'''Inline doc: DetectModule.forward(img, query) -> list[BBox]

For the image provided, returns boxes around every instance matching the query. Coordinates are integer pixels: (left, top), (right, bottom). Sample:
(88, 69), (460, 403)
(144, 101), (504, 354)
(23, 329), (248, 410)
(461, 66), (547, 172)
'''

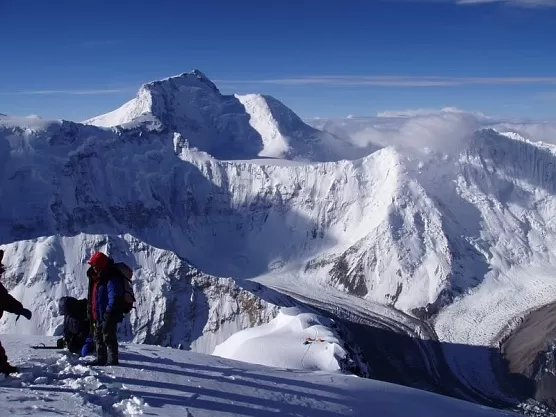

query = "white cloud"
(456, 0), (556, 6)
(350, 111), (482, 156)
(404, 0), (556, 6)
(377, 107), (472, 117)
(218, 76), (556, 88)
(308, 108), (556, 161)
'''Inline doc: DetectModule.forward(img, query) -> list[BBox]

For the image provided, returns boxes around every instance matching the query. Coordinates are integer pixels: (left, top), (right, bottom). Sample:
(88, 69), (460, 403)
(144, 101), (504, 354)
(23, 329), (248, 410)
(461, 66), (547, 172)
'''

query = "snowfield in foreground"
(0, 335), (518, 417)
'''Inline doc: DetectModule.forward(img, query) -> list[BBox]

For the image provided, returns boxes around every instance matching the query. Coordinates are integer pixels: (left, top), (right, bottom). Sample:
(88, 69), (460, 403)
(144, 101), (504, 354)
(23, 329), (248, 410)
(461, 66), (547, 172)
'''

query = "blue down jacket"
(88, 264), (124, 325)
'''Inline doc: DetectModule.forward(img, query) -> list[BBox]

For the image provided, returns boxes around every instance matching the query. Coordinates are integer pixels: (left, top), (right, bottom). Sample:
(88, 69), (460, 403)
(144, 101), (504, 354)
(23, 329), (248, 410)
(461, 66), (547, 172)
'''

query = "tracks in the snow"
(267, 283), (519, 412)
(7, 352), (144, 417)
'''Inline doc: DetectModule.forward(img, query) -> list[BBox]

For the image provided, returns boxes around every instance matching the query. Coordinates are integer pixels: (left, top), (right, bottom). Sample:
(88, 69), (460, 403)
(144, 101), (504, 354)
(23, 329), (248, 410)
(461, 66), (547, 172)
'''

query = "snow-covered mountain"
(0, 112), (496, 314)
(3, 76), (556, 413)
(85, 70), (358, 161)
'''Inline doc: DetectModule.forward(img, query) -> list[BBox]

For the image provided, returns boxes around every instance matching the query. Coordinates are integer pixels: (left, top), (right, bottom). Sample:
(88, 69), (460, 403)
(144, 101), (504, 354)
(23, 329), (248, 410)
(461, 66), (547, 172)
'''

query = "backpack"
(114, 262), (136, 314)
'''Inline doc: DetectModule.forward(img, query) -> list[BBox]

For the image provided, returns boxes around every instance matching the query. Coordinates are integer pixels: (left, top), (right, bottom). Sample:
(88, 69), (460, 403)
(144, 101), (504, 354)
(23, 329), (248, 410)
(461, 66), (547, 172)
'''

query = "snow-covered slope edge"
(0, 334), (519, 417)
(0, 233), (291, 355)
(85, 69), (358, 162)
(213, 306), (358, 373)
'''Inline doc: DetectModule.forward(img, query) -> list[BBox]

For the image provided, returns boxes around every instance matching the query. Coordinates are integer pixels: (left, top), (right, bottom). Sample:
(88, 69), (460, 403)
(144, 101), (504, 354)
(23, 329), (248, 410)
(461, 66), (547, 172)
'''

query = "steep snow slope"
(0, 233), (290, 355)
(0, 334), (519, 417)
(85, 70), (355, 161)
(429, 130), (556, 403)
(433, 129), (556, 340)
(236, 93), (358, 161)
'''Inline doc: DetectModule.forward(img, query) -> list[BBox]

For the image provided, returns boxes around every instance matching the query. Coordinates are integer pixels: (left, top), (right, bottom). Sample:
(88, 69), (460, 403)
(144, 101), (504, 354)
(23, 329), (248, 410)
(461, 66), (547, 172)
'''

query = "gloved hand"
(19, 308), (32, 320)
(0, 249), (5, 275)
(56, 337), (66, 349)
(86, 266), (96, 279)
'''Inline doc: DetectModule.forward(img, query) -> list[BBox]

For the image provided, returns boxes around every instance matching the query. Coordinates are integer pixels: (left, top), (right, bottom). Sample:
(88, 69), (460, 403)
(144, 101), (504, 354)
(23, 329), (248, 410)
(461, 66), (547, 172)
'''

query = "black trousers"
(94, 318), (118, 364)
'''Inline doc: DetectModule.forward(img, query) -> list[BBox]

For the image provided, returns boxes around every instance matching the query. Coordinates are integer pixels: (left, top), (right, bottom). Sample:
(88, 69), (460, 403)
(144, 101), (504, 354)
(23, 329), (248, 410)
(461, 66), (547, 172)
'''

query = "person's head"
(87, 251), (110, 275)
(58, 296), (76, 316)
(58, 296), (86, 318)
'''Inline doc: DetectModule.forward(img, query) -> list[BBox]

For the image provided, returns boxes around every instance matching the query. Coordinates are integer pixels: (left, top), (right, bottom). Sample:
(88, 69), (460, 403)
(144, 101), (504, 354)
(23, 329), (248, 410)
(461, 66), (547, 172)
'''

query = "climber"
(86, 251), (124, 366)
(56, 296), (95, 357)
(0, 249), (33, 375)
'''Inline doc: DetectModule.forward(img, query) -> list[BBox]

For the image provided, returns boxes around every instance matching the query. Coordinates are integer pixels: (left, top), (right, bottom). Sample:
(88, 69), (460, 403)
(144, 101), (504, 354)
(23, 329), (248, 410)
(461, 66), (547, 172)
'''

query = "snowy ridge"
(85, 70), (355, 162)
(0, 334), (519, 417)
(84, 86), (154, 127)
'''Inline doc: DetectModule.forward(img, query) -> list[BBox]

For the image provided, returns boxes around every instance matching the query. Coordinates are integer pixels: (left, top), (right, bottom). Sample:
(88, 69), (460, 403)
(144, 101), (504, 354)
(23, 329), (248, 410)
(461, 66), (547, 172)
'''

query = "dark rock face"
(501, 303), (556, 414)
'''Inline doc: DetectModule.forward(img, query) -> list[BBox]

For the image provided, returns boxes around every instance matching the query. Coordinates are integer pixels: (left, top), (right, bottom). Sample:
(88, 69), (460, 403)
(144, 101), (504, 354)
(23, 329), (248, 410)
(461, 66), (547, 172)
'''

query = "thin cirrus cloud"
(2, 89), (130, 95)
(536, 92), (556, 100)
(217, 75), (556, 87)
(80, 40), (123, 47)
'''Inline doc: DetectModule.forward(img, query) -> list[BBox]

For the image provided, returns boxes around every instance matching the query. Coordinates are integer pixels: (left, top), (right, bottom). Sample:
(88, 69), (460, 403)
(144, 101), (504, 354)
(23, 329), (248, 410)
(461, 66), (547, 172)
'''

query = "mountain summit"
(85, 69), (358, 161)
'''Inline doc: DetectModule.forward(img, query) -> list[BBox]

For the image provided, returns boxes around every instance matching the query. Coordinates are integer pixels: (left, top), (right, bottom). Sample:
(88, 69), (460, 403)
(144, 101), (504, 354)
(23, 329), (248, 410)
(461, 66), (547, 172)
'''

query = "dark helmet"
(58, 296), (86, 318)
(58, 296), (77, 316)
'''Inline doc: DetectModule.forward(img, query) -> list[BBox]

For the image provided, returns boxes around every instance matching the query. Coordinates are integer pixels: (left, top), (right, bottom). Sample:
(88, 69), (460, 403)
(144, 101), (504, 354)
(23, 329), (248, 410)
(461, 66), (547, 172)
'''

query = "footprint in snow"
(3, 352), (149, 417)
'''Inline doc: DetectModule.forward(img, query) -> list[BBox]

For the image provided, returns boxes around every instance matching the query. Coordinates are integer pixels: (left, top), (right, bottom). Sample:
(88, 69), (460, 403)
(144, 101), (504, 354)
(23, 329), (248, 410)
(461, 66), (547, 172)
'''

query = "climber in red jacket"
(0, 249), (32, 375)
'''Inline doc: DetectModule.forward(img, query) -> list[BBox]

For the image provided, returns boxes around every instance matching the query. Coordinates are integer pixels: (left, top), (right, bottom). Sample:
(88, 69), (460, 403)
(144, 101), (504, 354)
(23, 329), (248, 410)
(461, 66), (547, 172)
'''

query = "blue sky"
(1, 0), (555, 121)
